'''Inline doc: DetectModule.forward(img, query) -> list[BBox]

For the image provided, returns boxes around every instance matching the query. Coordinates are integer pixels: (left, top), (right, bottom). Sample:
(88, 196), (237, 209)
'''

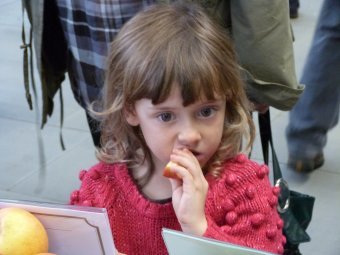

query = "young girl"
(70, 3), (285, 255)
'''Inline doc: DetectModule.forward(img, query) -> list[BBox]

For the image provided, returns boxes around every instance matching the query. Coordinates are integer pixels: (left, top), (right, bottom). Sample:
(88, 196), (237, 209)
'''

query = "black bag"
(258, 110), (315, 255)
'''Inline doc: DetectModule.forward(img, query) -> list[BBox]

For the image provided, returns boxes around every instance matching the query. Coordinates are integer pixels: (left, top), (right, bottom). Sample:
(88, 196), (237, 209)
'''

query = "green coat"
(178, 0), (304, 110)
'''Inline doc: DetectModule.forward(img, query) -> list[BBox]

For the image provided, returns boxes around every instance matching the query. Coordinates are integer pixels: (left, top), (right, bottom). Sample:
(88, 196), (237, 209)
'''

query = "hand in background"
(249, 100), (269, 114)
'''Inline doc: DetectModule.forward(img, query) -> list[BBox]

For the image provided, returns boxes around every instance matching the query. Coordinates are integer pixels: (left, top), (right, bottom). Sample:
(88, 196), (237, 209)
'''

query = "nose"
(177, 122), (201, 147)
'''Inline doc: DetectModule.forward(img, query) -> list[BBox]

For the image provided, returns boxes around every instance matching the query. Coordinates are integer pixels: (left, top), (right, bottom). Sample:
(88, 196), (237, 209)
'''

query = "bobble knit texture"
(70, 154), (285, 255)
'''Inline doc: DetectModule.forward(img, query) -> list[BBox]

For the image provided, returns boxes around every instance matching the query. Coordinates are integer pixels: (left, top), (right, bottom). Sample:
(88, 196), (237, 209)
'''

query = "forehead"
(155, 83), (224, 105)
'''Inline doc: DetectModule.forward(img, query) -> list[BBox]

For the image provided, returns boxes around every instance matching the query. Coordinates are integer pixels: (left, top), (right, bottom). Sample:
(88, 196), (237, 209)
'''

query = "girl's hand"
(168, 148), (208, 236)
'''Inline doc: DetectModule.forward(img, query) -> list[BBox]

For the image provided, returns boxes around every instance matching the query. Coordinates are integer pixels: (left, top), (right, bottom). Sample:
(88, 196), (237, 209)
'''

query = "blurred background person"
(286, 0), (340, 173)
(22, 0), (302, 148)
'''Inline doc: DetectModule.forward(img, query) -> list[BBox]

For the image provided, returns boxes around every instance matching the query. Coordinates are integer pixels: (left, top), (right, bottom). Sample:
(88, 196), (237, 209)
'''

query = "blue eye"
(158, 112), (173, 122)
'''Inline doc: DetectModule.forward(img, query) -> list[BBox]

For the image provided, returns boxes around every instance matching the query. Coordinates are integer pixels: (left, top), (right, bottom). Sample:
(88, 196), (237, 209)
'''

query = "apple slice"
(163, 161), (180, 179)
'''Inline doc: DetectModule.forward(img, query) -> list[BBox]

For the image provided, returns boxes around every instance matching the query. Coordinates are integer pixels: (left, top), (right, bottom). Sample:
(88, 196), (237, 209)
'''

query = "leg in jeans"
(286, 0), (340, 172)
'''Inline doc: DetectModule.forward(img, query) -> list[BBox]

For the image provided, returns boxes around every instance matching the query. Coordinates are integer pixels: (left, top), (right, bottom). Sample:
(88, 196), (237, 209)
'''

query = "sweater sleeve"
(69, 162), (110, 208)
(203, 154), (286, 255)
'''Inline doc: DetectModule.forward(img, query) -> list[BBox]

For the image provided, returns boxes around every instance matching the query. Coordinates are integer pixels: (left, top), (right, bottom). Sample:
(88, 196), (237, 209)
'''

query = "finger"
(168, 157), (208, 196)
(172, 149), (199, 170)
(168, 161), (194, 182)
(171, 149), (202, 179)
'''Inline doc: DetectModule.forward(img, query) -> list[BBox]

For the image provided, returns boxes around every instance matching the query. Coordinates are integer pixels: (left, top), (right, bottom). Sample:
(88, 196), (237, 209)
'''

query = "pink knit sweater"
(70, 154), (285, 254)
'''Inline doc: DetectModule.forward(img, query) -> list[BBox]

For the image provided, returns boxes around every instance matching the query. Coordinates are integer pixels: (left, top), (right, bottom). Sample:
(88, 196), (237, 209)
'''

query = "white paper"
(162, 228), (276, 255)
(0, 199), (115, 255)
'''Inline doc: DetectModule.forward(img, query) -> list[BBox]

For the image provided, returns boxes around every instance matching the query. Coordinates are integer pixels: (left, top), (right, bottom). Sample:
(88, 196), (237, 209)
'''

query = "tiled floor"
(0, 1), (339, 254)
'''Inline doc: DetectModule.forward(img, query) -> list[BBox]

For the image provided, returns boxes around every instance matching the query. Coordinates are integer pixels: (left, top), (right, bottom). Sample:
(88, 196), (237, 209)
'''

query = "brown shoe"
(288, 153), (324, 173)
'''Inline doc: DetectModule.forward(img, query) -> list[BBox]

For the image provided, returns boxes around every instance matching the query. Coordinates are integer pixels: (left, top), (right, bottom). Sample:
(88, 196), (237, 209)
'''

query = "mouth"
(191, 150), (199, 156)
(190, 150), (205, 162)
(186, 149), (200, 157)
(175, 148), (204, 162)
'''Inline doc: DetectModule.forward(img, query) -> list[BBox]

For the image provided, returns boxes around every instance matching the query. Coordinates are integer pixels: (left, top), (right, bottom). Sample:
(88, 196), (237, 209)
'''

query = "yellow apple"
(0, 207), (49, 255)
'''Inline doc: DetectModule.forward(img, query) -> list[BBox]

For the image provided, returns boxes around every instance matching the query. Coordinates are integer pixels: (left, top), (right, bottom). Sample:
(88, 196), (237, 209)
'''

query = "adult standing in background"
(22, 0), (151, 147)
(286, 0), (340, 173)
(22, 0), (303, 148)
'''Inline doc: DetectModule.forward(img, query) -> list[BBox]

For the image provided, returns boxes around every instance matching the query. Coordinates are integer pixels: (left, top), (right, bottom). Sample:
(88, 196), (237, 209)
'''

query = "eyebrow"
(197, 98), (225, 105)
(150, 98), (224, 109)
(147, 105), (176, 111)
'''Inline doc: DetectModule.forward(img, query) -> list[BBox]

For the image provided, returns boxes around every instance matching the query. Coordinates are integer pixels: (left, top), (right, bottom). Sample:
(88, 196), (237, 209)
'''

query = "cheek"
(209, 129), (224, 151)
(138, 124), (173, 160)
(207, 117), (225, 149)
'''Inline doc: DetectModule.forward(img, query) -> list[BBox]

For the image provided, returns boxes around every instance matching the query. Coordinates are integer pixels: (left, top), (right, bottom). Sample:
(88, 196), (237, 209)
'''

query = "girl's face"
(126, 85), (226, 173)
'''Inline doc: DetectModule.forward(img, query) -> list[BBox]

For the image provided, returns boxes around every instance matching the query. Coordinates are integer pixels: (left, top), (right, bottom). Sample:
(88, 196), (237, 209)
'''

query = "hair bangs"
(129, 37), (230, 107)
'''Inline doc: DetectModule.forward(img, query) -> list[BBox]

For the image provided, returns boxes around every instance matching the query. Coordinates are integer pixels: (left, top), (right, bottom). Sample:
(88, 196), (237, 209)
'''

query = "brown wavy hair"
(91, 2), (255, 185)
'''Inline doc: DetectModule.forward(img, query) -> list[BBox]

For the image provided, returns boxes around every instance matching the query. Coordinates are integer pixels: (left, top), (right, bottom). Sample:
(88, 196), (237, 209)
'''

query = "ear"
(124, 105), (140, 126)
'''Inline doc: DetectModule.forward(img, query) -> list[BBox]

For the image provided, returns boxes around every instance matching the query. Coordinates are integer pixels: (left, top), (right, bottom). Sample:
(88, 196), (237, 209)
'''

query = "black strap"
(258, 110), (283, 182)
(258, 110), (291, 213)
(259, 110), (314, 247)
